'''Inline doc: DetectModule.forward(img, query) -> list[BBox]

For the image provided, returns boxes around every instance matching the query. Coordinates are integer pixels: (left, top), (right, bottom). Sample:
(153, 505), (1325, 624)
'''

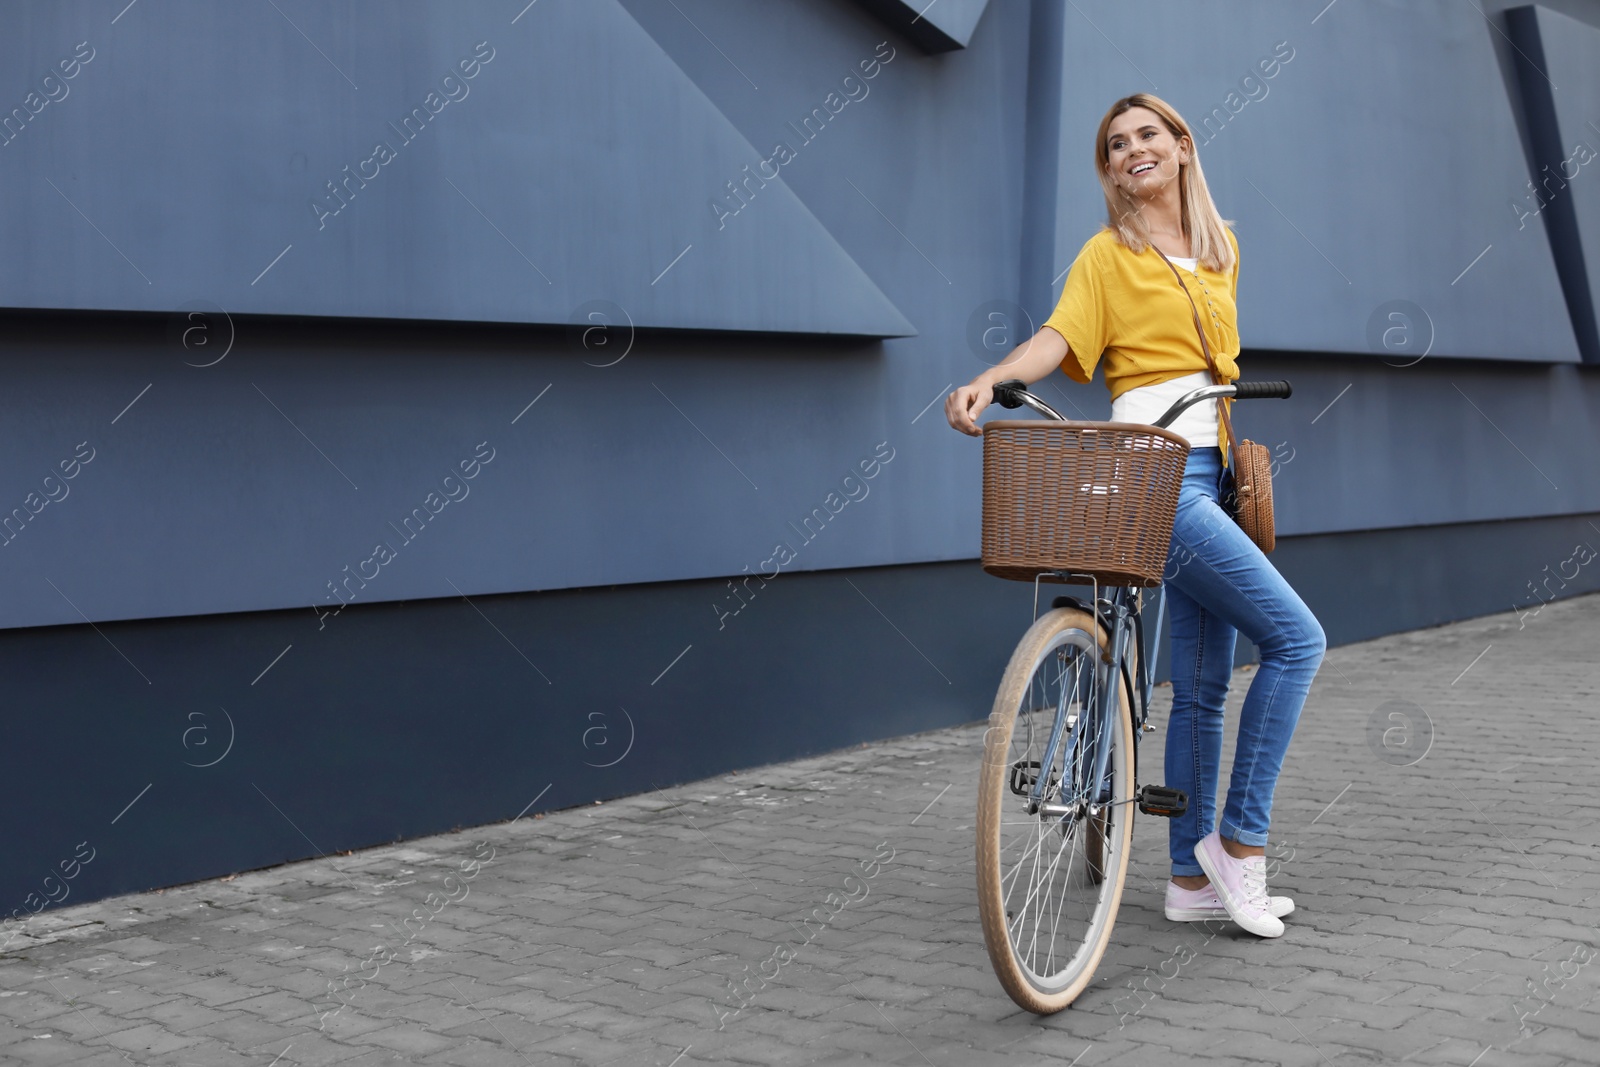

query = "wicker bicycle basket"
(981, 420), (1192, 586)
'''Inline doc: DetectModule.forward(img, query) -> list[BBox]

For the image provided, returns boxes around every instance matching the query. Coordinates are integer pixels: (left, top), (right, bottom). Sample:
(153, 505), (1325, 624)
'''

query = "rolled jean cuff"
(1170, 862), (1205, 878)
(1218, 821), (1269, 848)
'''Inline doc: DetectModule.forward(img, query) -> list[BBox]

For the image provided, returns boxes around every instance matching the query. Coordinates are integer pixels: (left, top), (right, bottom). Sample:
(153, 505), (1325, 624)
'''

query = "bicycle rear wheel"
(976, 606), (1135, 1014)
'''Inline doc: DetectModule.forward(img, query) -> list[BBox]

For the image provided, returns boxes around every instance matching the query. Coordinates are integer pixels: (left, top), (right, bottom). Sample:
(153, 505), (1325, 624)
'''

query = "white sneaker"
(1165, 880), (1294, 922)
(1193, 831), (1285, 938)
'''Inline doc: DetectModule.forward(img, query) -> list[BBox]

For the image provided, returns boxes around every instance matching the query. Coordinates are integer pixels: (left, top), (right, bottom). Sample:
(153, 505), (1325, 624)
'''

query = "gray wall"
(3, 0), (1599, 912)
(2, 0), (1598, 633)
(5, 506), (1596, 917)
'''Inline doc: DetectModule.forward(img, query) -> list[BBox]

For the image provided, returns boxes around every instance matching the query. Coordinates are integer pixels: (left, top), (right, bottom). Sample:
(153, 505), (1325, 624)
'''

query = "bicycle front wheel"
(975, 605), (1135, 1014)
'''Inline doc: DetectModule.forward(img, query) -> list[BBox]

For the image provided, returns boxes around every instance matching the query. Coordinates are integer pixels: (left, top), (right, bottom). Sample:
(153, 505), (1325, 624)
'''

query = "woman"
(944, 94), (1325, 938)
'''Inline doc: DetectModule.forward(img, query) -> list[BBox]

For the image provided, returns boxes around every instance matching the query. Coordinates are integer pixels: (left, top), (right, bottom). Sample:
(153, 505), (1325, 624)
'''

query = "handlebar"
(991, 378), (1290, 429)
(1232, 380), (1293, 401)
(992, 379), (1068, 420)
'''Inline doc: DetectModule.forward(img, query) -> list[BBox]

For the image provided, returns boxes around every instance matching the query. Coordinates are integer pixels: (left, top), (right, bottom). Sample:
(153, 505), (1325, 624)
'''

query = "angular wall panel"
(854, 0), (991, 53)
(1506, 5), (1600, 363)
(0, 1), (913, 336)
(1047, 0), (1579, 362)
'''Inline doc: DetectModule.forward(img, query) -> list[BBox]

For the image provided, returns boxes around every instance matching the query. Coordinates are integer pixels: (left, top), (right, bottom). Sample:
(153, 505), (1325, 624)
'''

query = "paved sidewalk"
(4, 594), (1599, 1066)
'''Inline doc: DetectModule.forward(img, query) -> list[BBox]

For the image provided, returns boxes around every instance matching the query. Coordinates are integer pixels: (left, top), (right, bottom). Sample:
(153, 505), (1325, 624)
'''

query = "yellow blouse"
(1043, 227), (1241, 439)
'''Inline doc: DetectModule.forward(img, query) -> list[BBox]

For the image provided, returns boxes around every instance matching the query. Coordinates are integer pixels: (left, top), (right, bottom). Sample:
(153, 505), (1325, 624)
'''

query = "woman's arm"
(944, 326), (1069, 436)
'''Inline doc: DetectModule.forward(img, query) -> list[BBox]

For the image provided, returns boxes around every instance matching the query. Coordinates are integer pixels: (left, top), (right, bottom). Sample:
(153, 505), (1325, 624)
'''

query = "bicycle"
(973, 376), (1292, 1014)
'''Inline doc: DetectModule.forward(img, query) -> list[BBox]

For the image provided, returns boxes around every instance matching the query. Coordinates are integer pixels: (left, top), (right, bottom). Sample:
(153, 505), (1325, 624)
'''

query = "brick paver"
(3, 594), (1598, 1065)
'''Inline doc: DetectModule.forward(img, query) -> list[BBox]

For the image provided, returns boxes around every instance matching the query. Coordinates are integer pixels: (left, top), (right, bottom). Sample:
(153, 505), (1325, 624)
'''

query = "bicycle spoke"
(1008, 774), (1086, 942)
(1022, 820), (1079, 970)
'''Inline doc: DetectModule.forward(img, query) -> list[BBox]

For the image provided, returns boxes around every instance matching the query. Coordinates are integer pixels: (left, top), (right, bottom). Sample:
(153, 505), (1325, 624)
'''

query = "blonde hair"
(1094, 93), (1235, 273)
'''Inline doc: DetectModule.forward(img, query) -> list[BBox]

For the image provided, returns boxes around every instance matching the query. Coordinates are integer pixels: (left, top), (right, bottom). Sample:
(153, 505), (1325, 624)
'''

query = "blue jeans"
(1160, 446), (1326, 876)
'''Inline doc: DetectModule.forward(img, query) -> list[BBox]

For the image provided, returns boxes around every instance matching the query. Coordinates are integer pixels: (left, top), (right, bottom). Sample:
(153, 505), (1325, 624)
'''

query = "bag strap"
(1151, 245), (1237, 466)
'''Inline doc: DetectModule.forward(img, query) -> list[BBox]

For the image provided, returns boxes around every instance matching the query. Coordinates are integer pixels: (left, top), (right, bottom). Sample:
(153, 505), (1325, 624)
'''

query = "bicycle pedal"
(1136, 785), (1188, 817)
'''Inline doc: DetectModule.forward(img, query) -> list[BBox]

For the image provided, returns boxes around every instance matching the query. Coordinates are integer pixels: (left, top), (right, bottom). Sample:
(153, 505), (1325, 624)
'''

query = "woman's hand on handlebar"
(945, 380), (993, 437)
(944, 326), (1069, 437)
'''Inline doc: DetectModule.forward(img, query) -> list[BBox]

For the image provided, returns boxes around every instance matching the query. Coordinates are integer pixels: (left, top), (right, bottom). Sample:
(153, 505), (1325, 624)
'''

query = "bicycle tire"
(976, 606), (1136, 1014)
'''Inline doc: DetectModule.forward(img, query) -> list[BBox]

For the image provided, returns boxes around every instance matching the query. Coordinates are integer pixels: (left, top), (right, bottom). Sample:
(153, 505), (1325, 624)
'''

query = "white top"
(1108, 254), (1216, 447)
(1110, 370), (1218, 447)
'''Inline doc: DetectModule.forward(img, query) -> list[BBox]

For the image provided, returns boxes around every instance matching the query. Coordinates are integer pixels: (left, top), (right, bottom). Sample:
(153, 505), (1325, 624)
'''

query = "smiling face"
(1103, 106), (1190, 201)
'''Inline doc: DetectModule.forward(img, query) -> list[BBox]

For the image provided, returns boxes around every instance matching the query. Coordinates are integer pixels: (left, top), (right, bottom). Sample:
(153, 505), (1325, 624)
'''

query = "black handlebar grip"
(992, 378), (1027, 409)
(1232, 380), (1292, 400)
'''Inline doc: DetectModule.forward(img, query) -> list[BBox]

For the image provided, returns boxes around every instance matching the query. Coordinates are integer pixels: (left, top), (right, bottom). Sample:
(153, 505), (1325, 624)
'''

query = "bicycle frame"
(1024, 581), (1148, 821)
